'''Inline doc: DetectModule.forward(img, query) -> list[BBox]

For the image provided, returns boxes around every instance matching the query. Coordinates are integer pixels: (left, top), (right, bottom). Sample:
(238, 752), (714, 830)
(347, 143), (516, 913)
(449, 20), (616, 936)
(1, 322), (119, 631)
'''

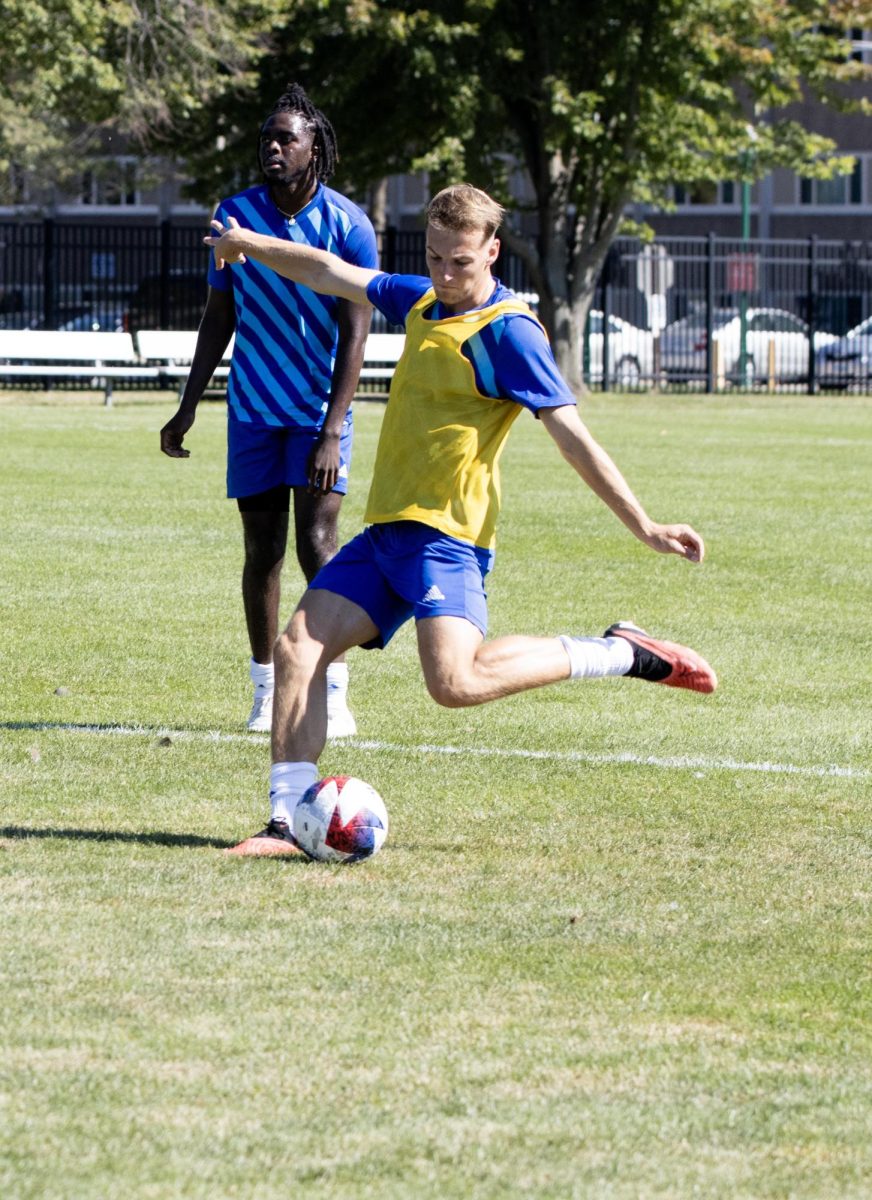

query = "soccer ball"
(292, 775), (389, 863)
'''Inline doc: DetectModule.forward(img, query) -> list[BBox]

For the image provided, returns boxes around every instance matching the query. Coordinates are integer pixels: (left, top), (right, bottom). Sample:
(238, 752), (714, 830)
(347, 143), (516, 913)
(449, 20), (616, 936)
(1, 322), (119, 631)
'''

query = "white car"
(815, 315), (872, 388)
(514, 294), (654, 388)
(584, 310), (654, 387)
(661, 307), (836, 386)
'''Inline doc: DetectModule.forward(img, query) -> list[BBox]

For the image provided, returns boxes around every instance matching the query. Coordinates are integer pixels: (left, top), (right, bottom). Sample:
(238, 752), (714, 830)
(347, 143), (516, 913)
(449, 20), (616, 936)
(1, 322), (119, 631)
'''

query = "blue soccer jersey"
(210, 184), (378, 428)
(366, 274), (575, 413)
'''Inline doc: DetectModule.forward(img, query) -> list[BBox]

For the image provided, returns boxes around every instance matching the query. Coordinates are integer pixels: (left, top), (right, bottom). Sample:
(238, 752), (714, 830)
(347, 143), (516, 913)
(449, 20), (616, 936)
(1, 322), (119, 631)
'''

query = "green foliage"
(140, 3), (872, 211)
(1, 389), (871, 1197)
(2, 2), (870, 379)
(165, 0), (872, 387)
(0, 0), (278, 197)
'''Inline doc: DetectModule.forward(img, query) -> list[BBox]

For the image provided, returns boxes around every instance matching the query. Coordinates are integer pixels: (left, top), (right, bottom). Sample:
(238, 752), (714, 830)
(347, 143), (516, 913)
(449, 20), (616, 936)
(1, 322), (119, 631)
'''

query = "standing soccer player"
(160, 83), (378, 738)
(206, 183), (717, 857)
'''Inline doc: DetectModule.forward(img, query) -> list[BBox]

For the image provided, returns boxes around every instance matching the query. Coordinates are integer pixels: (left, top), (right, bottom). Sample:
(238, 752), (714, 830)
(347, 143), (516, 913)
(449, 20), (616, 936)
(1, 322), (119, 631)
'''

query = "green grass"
(1, 388), (871, 1199)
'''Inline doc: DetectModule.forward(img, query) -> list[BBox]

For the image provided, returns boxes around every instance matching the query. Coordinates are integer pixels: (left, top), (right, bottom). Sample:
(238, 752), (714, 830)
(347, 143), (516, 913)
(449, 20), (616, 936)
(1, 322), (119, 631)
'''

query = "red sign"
(726, 252), (758, 293)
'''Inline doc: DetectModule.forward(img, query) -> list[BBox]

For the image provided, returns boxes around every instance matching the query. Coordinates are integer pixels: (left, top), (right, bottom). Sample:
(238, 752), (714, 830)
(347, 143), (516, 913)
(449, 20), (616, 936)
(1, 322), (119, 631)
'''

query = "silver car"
(660, 307), (834, 387)
(815, 316), (872, 389)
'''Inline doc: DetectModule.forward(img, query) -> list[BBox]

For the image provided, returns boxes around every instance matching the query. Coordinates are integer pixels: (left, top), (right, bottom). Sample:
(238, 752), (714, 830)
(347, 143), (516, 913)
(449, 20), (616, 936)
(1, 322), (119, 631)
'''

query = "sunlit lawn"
(1, 388), (870, 1199)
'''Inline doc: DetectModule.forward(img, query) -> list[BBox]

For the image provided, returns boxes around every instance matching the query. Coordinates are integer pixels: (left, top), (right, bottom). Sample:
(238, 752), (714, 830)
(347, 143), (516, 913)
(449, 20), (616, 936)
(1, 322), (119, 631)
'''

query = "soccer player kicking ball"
(207, 184), (717, 857)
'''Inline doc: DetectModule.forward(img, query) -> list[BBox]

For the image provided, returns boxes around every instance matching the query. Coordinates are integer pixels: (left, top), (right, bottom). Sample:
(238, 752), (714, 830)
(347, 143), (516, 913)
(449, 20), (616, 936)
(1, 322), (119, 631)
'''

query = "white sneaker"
(247, 690), (273, 732)
(326, 704), (357, 739)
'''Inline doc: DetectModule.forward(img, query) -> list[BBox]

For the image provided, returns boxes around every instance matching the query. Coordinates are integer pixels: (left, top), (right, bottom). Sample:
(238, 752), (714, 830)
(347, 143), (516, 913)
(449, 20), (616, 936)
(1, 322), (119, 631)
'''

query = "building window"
(800, 158), (863, 205)
(850, 28), (872, 62)
(672, 181), (739, 206)
(79, 159), (139, 206)
(815, 24), (872, 63)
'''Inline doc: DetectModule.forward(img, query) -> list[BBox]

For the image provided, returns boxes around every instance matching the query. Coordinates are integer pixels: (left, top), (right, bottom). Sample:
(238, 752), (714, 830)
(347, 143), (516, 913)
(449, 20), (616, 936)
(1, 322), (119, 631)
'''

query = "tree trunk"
(502, 218), (600, 397)
(502, 158), (629, 398)
(369, 177), (389, 233)
(549, 295), (585, 395)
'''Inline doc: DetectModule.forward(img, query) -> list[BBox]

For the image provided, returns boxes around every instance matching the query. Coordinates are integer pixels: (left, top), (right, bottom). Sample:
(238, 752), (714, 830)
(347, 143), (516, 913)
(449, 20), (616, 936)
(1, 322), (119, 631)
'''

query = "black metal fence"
(593, 234), (872, 393)
(1, 218), (870, 392)
(0, 220), (443, 334)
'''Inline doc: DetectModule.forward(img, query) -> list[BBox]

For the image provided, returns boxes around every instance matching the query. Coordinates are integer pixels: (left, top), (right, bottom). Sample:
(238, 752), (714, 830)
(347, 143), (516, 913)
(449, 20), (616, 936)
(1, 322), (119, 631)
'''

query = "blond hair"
(426, 184), (505, 239)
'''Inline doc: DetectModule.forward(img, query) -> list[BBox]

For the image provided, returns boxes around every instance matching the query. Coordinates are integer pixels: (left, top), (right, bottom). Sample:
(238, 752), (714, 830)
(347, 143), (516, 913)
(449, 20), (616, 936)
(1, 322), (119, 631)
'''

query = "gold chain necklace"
(272, 194), (309, 225)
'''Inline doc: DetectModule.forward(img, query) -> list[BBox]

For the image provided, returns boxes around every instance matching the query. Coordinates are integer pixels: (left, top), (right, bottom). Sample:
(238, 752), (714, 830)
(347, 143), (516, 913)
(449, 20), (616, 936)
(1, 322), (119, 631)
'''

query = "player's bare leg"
(416, 616), (572, 707)
(272, 589), (377, 762)
(294, 487), (357, 737)
(241, 508), (288, 662)
(240, 507), (288, 732)
(225, 588), (377, 857)
(416, 614), (716, 708)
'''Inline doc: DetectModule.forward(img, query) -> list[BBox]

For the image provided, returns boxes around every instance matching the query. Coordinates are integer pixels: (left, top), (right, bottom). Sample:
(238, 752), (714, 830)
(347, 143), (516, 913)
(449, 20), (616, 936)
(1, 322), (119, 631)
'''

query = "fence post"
(705, 233), (715, 394)
(159, 219), (172, 328)
(601, 250), (612, 392)
(43, 217), (57, 330)
(382, 226), (397, 275)
(807, 235), (817, 395)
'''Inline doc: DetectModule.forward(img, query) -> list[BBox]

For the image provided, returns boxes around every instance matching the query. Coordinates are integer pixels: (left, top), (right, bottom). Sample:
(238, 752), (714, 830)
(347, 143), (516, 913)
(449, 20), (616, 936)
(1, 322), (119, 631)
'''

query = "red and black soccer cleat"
(605, 622), (718, 694)
(223, 817), (303, 857)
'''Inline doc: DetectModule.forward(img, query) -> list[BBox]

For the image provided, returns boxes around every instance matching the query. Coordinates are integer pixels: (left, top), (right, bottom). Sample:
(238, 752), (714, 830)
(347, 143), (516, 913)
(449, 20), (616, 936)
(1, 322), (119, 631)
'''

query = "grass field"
(1, 388), (870, 1199)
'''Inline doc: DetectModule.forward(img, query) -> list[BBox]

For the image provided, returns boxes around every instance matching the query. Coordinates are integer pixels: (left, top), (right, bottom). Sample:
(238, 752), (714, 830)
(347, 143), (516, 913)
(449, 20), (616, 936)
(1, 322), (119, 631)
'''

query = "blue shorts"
(226, 414), (352, 499)
(311, 521), (495, 649)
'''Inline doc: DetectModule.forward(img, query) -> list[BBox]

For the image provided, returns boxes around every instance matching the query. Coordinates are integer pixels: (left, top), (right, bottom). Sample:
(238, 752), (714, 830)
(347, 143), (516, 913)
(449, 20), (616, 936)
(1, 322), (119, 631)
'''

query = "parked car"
(815, 315), (872, 389)
(508, 294), (654, 388)
(58, 308), (126, 332)
(585, 310), (654, 387)
(0, 287), (31, 329)
(660, 307), (836, 386)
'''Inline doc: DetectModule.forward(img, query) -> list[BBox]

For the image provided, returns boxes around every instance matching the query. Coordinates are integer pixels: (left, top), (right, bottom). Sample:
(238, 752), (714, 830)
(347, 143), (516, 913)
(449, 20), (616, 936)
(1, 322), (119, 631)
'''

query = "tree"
(170, 0), (872, 391)
(5, 2), (870, 391)
(0, 0), (274, 201)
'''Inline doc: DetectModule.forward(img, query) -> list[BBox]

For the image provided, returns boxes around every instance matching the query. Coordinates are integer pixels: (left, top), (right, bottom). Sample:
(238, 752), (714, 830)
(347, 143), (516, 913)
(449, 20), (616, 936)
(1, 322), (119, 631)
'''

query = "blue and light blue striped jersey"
(366, 274), (575, 414)
(209, 184), (378, 428)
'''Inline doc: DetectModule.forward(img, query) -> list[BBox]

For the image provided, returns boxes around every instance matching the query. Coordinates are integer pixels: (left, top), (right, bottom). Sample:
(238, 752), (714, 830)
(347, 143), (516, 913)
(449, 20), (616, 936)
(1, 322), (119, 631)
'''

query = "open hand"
(204, 216), (247, 269)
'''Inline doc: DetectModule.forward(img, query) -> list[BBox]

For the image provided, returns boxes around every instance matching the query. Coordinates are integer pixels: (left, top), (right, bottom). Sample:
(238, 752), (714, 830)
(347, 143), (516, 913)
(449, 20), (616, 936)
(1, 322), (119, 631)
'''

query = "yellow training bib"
(364, 289), (542, 549)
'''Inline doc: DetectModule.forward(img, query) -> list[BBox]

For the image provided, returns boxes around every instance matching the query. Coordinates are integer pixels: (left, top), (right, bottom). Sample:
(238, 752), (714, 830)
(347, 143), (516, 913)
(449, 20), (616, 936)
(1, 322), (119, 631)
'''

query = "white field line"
(12, 722), (869, 780)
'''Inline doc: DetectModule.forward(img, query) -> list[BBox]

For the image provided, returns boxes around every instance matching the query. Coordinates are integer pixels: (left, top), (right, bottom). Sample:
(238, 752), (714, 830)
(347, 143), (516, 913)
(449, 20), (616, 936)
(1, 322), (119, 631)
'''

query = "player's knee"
(296, 521), (336, 577)
(274, 612), (321, 677)
(424, 674), (474, 709)
(245, 537), (285, 578)
(242, 516), (288, 576)
(297, 539), (333, 582)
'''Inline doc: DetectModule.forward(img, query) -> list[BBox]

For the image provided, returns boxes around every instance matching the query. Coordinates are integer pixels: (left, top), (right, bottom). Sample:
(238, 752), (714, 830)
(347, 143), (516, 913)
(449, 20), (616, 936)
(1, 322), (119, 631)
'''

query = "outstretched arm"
(204, 217), (379, 306)
(539, 404), (705, 563)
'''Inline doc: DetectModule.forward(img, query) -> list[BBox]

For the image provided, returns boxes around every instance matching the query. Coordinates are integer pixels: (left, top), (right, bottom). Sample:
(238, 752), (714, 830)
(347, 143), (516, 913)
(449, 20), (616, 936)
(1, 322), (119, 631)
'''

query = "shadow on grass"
(1, 720), (263, 739)
(0, 825), (232, 849)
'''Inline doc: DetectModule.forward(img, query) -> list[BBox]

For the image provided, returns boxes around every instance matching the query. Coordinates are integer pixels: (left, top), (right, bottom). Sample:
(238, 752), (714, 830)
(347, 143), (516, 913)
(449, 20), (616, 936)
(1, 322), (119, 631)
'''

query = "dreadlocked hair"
(270, 82), (338, 182)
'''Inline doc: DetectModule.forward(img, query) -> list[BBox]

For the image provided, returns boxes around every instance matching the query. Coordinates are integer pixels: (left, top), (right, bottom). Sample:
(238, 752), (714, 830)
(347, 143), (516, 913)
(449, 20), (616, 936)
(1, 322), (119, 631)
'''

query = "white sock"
(558, 635), (634, 680)
(326, 661), (349, 711)
(250, 658), (275, 694)
(269, 761), (318, 825)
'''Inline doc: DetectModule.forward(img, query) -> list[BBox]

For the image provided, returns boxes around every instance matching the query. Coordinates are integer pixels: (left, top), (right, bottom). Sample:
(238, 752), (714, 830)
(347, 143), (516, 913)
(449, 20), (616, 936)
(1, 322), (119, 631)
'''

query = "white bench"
(0, 330), (160, 403)
(135, 329), (405, 395)
(134, 330), (233, 396)
(359, 333), (404, 389)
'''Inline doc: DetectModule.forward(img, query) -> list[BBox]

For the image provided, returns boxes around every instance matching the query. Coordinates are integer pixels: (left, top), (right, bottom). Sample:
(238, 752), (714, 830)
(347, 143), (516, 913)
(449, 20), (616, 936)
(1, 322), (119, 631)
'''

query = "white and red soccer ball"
(293, 775), (389, 863)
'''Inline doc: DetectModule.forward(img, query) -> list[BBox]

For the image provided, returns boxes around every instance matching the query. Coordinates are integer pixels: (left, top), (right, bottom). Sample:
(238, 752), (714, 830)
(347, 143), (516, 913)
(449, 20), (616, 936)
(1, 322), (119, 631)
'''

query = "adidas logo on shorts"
(422, 584), (446, 603)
